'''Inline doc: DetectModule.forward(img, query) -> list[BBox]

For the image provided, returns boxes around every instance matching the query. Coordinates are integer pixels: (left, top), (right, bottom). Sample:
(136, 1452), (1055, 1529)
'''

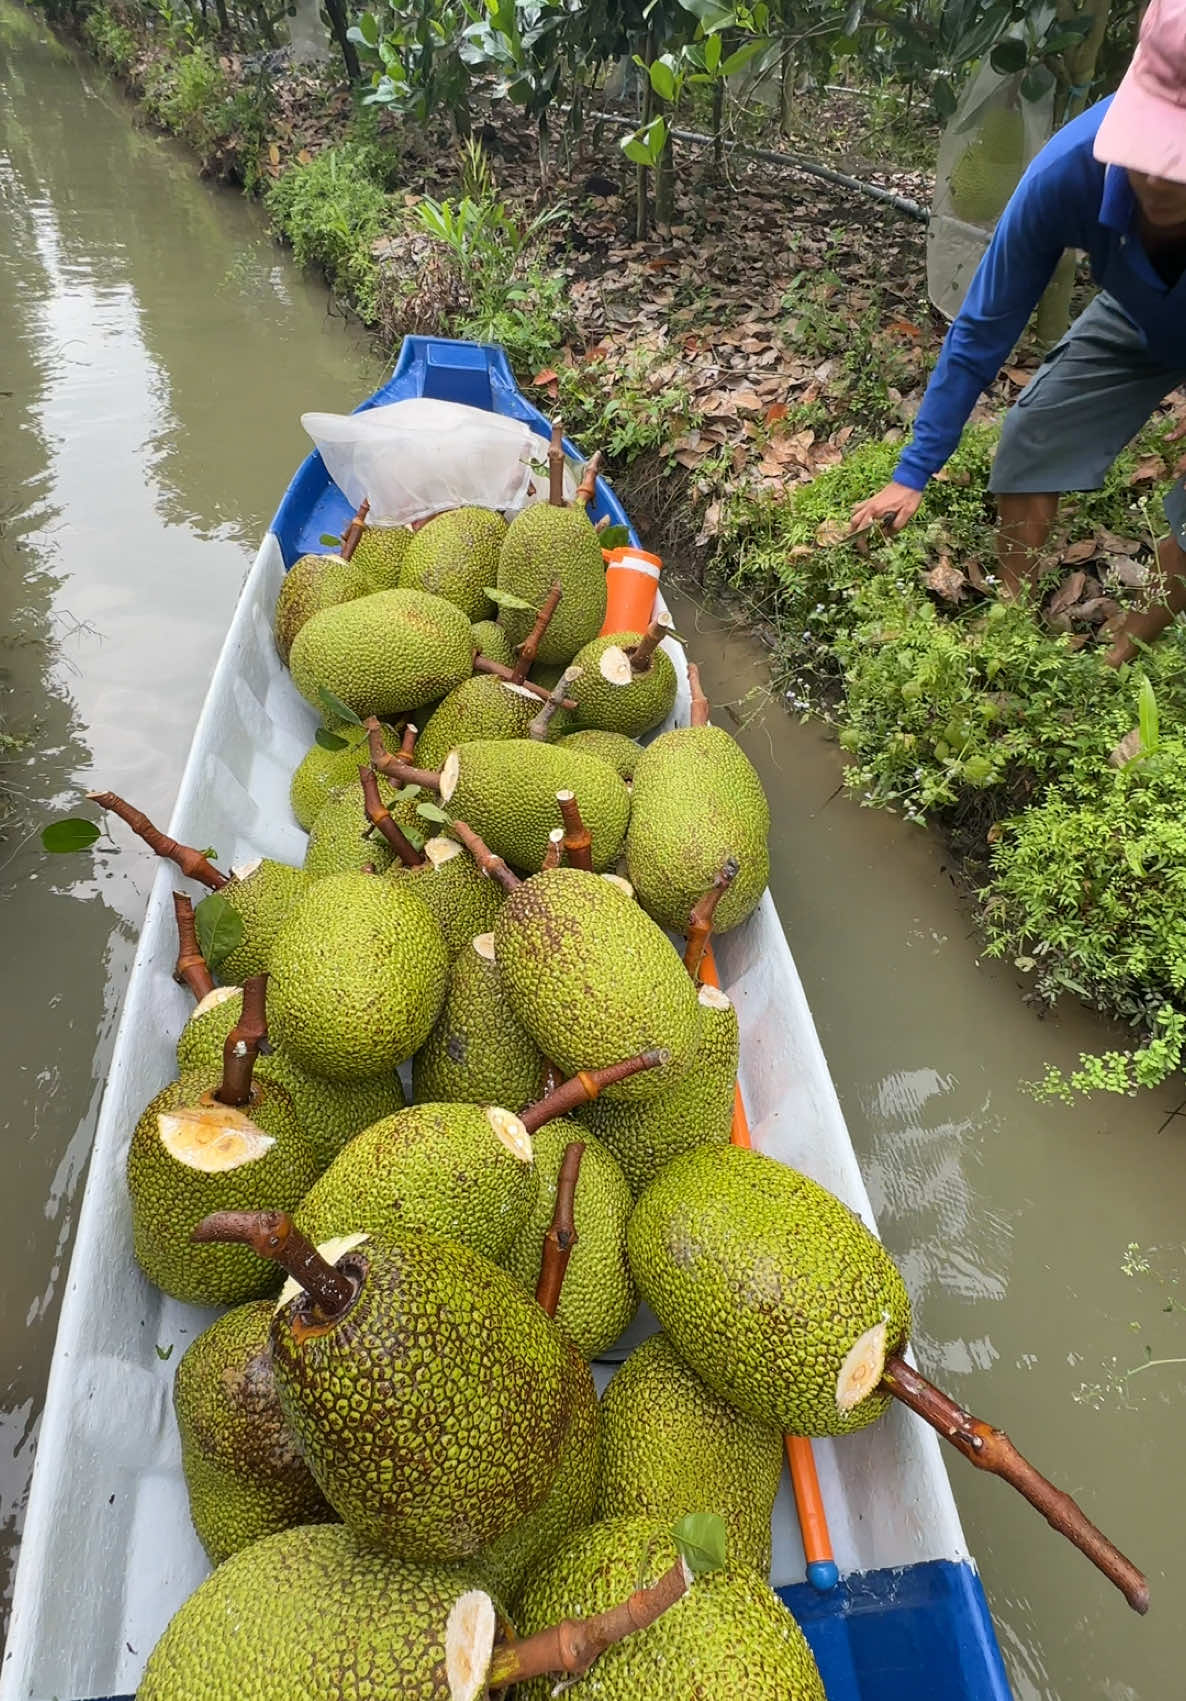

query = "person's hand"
(849, 481), (923, 535)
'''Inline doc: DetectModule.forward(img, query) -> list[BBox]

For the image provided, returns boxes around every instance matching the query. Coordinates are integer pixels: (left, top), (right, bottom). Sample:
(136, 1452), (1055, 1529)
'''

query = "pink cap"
(1094, 0), (1186, 183)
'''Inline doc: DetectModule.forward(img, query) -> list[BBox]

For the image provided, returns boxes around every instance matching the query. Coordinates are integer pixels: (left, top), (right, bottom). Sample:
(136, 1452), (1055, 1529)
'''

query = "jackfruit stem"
(683, 858), (741, 981)
(472, 653), (579, 710)
(627, 618), (669, 676)
(485, 1555), (690, 1686)
(449, 821), (521, 893)
(574, 451), (604, 511)
(86, 793), (228, 889)
(535, 1141), (584, 1317)
(357, 766), (427, 867)
(510, 580), (563, 685)
(172, 892), (215, 1000)
(528, 667), (582, 741)
(399, 722), (419, 760)
(547, 420), (566, 506)
(364, 721), (441, 792)
(881, 1354), (1149, 1614)
(540, 827), (565, 871)
(338, 497), (370, 563)
(520, 1050), (668, 1132)
(214, 974), (269, 1106)
(556, 791), (592, 872)
(190, 1210), (358, 1318)
(686, 663), (711, 728)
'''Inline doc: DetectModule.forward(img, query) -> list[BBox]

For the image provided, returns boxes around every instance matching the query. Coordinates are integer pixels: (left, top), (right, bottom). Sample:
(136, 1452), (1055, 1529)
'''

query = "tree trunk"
(712, 80), (724, 172)
(654, 99), (675, 227)
(779, 47), (794, 138)
(1035, 0), (1110, 342)
(322, 0), (361, 82)
(634, 27), (656, 242)
(213, 0), (230, 36)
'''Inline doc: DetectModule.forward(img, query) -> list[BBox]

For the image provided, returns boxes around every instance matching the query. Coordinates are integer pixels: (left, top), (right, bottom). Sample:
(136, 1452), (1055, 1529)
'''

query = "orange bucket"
(601, 545), (662, 634)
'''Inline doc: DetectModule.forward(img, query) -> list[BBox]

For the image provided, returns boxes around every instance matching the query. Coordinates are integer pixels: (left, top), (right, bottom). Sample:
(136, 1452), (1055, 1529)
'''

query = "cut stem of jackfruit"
(836, 1320), (889, 1413)
(229, 857), (263, 882)
(598, 645), (634, 687)
(485, 1105), (534, 1164)
(191, 984), (241, 1019)
(472, 932), (497, 962)
(698, 983), (732, 1012)
(424, 836), (462, 870)
(445, 1590), (497, 1701)
(157, 1103), (275, 1173)
(439, 750), (461, 803)
(276, 1231), (370, 1310)
(601, 873), (635, 898)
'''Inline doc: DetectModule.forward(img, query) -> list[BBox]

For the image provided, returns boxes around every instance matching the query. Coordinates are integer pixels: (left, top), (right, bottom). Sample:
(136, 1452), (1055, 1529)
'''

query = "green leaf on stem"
(672, 1512), (727, 1575)
(416, 801), (451, 825)
(484, 586), (535, 612)
(598, 523), (630, 550)
(318, 533), (341, 548)
(41, 818), (101, 853)
(194, 893), (246, 968)
(317, 687), (363, 726)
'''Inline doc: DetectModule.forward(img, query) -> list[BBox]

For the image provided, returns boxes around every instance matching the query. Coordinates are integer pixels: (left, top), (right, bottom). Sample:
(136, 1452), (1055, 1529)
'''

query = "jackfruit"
(578, 984), (737, 1196)
(177, 986), (406, 1168)
(627, 723), (770, 933)
(414, 676), (539, 772)
(136, 1523), (485, 1701)
(288, 589), (475, 720)
(494, 867), (700, 1100)
(628, 1145), (913, 1435)
(568, 630), (678, 737)
(302, 775), (425, 880)
(290, 721), (401, 831)
(440, 740), (630, 874)
(211, 858), (307, 981)
(596, 1333), (782, 1574)
(557, 728), (642, 779)
(273, 552), (371, 665)
(351, 523), (412, 590)
(268, 871), (449, 1080)
(296, 1102), (537, 1262)
(949, 104), (1026, 224)
(496, 503), (607, 664)
(174, 1299), (336, 1565)
(399, 507), (506, 621)
(471, 618), (514, 667)
(388, 835), (504, 956)
(126, 1075), (318, 1305)
(502, 1119), (636, 1359)
(412, 933), (549, 1109)
(270, 1229), (596, 1559)
(513, 1517), (826, 1701)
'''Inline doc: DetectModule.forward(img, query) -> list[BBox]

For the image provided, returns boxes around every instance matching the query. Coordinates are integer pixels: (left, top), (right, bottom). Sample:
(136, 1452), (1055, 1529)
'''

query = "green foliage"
(557, 347), (701, 465)
(266, 143), (395, 318)
(142, 44), (230, 154)
(82, 4), (140, 73)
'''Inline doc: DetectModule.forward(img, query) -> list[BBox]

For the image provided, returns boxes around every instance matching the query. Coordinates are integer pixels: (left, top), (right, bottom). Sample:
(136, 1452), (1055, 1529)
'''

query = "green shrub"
(141, 45), (233, 163)
(82, 4), (139, 73)
(266, 143), (395, 319)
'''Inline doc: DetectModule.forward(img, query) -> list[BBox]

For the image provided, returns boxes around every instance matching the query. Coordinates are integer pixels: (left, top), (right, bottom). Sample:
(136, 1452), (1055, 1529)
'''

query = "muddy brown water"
(0, 9), (1180, 1695)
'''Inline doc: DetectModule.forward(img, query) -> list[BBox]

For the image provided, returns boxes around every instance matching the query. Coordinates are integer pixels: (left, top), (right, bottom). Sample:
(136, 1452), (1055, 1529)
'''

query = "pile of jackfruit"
(128, 491), (912, 1701)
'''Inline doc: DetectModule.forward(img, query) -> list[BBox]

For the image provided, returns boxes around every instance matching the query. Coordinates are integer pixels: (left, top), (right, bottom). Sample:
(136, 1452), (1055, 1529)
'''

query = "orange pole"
(699, 942), (839, 1592)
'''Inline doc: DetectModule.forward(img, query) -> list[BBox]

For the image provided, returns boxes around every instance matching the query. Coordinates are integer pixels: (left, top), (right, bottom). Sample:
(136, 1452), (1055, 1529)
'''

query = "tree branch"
(87, 793), (227, 888)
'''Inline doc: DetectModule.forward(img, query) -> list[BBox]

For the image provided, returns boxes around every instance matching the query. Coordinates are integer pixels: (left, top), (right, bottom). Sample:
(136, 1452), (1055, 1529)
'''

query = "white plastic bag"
(301, 397), (576, 526)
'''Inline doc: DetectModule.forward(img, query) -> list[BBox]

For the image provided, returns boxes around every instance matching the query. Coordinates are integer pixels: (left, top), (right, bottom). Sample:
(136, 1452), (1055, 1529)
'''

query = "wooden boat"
(0, 337), (1013, 1701)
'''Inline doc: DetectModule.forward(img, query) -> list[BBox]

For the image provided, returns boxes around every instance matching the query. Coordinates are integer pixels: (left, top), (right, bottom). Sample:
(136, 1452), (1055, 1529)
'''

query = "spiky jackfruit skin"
(628, 1146), (913, 1436)
(502, 1120), (637, 1359)
(290, 722), (401, 831)
(398, 507), (505, 621)
(126, 1075), (319, 1305)
(177, 990), (405, 1168)
(388, 842), (504, 957)
(495, 868), (701, 1101)
(268, 872), (449, 1081)
(949, 105), (1025, 223)
(274, 554), (372, 665)
(303, 780), (401, 879)
(514, 1517), (826, 1701)
(412, 938), (548, 1110)
(595, 1334), (782, 1574)
(351, 524), (412, 591)
(414, 676), (538, 771)
(445, 741), (630, 874)
(296, 1104), (537, 1262)
(471, 618), (514, 667)
(578, 990), (738, 1196)
(568, 631), (678, 737)
(174, 1301), (336, 1565)
(270, 1232), (594, 1559)
(557, 729), (642, 780)
(136, 1524), (484, 1701)
(626, 724), (771, 933)
(496, 504), (607, 664)
(288, 589), (475, 720)
(212, 859), (307, 982)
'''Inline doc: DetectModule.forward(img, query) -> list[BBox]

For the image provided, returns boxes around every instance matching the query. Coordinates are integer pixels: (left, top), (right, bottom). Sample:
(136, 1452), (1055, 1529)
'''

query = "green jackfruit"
(399, 507), (506, 621)
(296, 1102), (537, 1262)
(440, 740), (630, 874)
(268, 871), (449, 1081)
(270, 1230), (595, 1559)
(496, 503), (607, 664)
(174, 1300), (335, 1565)
(274, 552), (371, 665)
(290, 722), (401, 831)
(136, 1524), (485, 1701)
(210, 858), (307, 982)
(412, 933), (548, 1110)
(302, 775), (427, 880)
(351, 524), (413, 591)
(578, 984), (737, 1196)
(628, 1145), (913, 1436)
(596, 1333), (782, 1574)
(514, 1517), (826, 1701)
(495, 868), (701, 1100)
(388, 836), (504, 956)
(177, 987), (405, 1168)
(126, 1075), (318, 1305)
(288, 589), (475, 720)
(557, 729), (642, 779)
(471, 619), (514, 667)
(415, 675), (539, 772)
(626, 723), (770, 933)
(568, 630), (678, 737)
(949, 105), (1026, 224)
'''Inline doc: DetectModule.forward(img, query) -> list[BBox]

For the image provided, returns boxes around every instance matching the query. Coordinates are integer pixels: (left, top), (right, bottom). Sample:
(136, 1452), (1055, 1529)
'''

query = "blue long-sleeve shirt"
(895, 97), (1186, 490)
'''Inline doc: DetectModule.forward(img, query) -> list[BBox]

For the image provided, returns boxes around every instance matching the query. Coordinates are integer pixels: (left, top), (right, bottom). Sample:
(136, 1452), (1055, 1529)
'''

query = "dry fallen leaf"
(1128, 455), (1167, 485)
(268, 142), (281, 166)
(924, 558), (967, 602)
(1065, 595), (1121, 626)
(1106, 557), (1149, 589)
(1110, 728), (1143, 768)
(764, 402), (789, 426)
(1097, 528), (1141, 556)
(966, 559), (993, 593)
(1047, 570), (1089, 617)
(1004, 366), (1034, 387)
(1061, 537), (1098, 566)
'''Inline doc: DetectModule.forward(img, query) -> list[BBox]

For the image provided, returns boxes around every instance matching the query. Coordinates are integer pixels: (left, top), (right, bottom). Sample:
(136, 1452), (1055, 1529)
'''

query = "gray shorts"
(990, 291), (1186, 545)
